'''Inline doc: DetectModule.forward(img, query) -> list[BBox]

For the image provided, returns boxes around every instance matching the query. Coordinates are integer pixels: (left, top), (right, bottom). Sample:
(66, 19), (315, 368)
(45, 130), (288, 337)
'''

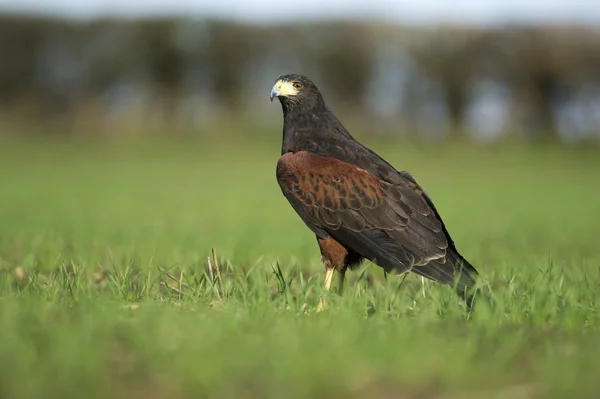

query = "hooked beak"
(270, 84), (281, 102)
(270, 79), (299, 102)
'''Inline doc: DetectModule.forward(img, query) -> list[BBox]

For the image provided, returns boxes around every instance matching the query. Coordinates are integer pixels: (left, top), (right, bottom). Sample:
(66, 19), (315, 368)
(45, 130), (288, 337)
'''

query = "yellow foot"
(316, 268), (335, 312)
(316, 297), (327, 312)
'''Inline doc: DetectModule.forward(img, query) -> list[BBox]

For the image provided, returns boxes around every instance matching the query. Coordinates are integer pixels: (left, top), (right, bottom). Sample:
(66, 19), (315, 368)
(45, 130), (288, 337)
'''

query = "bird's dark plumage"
(272, 74), (479, 306)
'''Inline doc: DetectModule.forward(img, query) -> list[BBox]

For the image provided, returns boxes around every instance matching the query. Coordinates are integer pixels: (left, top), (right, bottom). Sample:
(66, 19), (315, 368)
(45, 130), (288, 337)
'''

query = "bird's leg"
(316, 236), (348, 312)
(338, 268), (346, 295)
(317, 268), (335, 312)
(323, 268), (334, 290)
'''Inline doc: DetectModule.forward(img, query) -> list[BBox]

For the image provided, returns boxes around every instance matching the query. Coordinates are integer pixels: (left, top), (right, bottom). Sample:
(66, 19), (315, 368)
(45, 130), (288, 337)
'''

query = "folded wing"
(276, 151), (460, 281)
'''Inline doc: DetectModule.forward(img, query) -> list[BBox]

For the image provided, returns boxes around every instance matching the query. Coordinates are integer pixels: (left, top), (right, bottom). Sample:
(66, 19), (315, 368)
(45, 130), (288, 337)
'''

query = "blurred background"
(2, 4), (600, 399)
(1, 0), (599, 143)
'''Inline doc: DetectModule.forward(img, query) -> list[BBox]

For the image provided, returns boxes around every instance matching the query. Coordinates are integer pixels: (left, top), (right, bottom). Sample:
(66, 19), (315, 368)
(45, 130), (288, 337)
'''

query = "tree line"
(1, 15), (599, 140)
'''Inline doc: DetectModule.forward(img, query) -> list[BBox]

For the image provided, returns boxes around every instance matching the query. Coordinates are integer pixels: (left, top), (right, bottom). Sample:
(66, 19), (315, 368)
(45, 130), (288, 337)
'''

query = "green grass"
(1, 134), (599, 398)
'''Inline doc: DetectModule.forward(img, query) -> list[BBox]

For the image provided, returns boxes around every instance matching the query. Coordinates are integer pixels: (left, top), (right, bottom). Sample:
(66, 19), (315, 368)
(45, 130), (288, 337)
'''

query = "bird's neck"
(280, 104), (330, 154)
(282, 107), (320, 131)
(281, 106), (351, 154)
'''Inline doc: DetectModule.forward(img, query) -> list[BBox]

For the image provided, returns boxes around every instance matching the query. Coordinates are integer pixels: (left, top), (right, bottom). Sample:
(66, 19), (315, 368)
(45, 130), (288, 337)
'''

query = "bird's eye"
(292, 82), (303, 89)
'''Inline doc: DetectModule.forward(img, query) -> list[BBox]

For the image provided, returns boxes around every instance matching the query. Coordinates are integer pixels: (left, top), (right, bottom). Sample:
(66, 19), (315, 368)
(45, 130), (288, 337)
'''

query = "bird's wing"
(276, 151), (451, 277)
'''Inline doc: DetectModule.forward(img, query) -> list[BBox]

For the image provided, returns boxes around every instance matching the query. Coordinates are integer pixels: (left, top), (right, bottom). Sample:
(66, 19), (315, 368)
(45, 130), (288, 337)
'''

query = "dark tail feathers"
(412, 248), (480, 310)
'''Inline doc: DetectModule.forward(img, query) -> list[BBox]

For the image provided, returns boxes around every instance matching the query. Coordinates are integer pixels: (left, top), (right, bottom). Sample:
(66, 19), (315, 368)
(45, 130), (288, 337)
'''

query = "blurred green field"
(1, 134), (599, 398)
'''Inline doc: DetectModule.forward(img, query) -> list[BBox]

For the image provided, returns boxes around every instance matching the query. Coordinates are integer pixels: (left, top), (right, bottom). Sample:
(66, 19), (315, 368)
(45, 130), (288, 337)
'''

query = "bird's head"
(270, 74), (324, 111)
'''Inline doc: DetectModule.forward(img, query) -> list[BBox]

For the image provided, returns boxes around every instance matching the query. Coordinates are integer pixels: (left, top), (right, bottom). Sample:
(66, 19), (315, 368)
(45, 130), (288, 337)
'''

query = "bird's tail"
(412, 248), (481, 310)
(451, 255), (480, 310)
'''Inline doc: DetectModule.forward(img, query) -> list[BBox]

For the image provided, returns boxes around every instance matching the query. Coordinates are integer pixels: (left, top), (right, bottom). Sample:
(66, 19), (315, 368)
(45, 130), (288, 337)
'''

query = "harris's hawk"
(270, 74), (480, 308)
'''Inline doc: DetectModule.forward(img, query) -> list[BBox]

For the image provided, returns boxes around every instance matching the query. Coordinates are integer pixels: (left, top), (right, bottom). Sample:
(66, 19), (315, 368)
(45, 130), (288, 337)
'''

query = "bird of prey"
(270, 74), (480, 308)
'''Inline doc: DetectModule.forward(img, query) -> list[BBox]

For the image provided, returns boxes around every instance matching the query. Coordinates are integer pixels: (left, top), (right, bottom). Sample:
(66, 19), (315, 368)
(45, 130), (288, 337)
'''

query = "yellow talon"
(316, 297), (327, 312)
(317, 269), (335, 312)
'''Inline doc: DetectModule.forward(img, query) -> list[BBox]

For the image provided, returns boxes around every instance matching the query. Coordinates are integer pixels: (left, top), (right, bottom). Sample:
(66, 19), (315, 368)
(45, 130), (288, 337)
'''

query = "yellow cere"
(274, 80), (299, 97)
